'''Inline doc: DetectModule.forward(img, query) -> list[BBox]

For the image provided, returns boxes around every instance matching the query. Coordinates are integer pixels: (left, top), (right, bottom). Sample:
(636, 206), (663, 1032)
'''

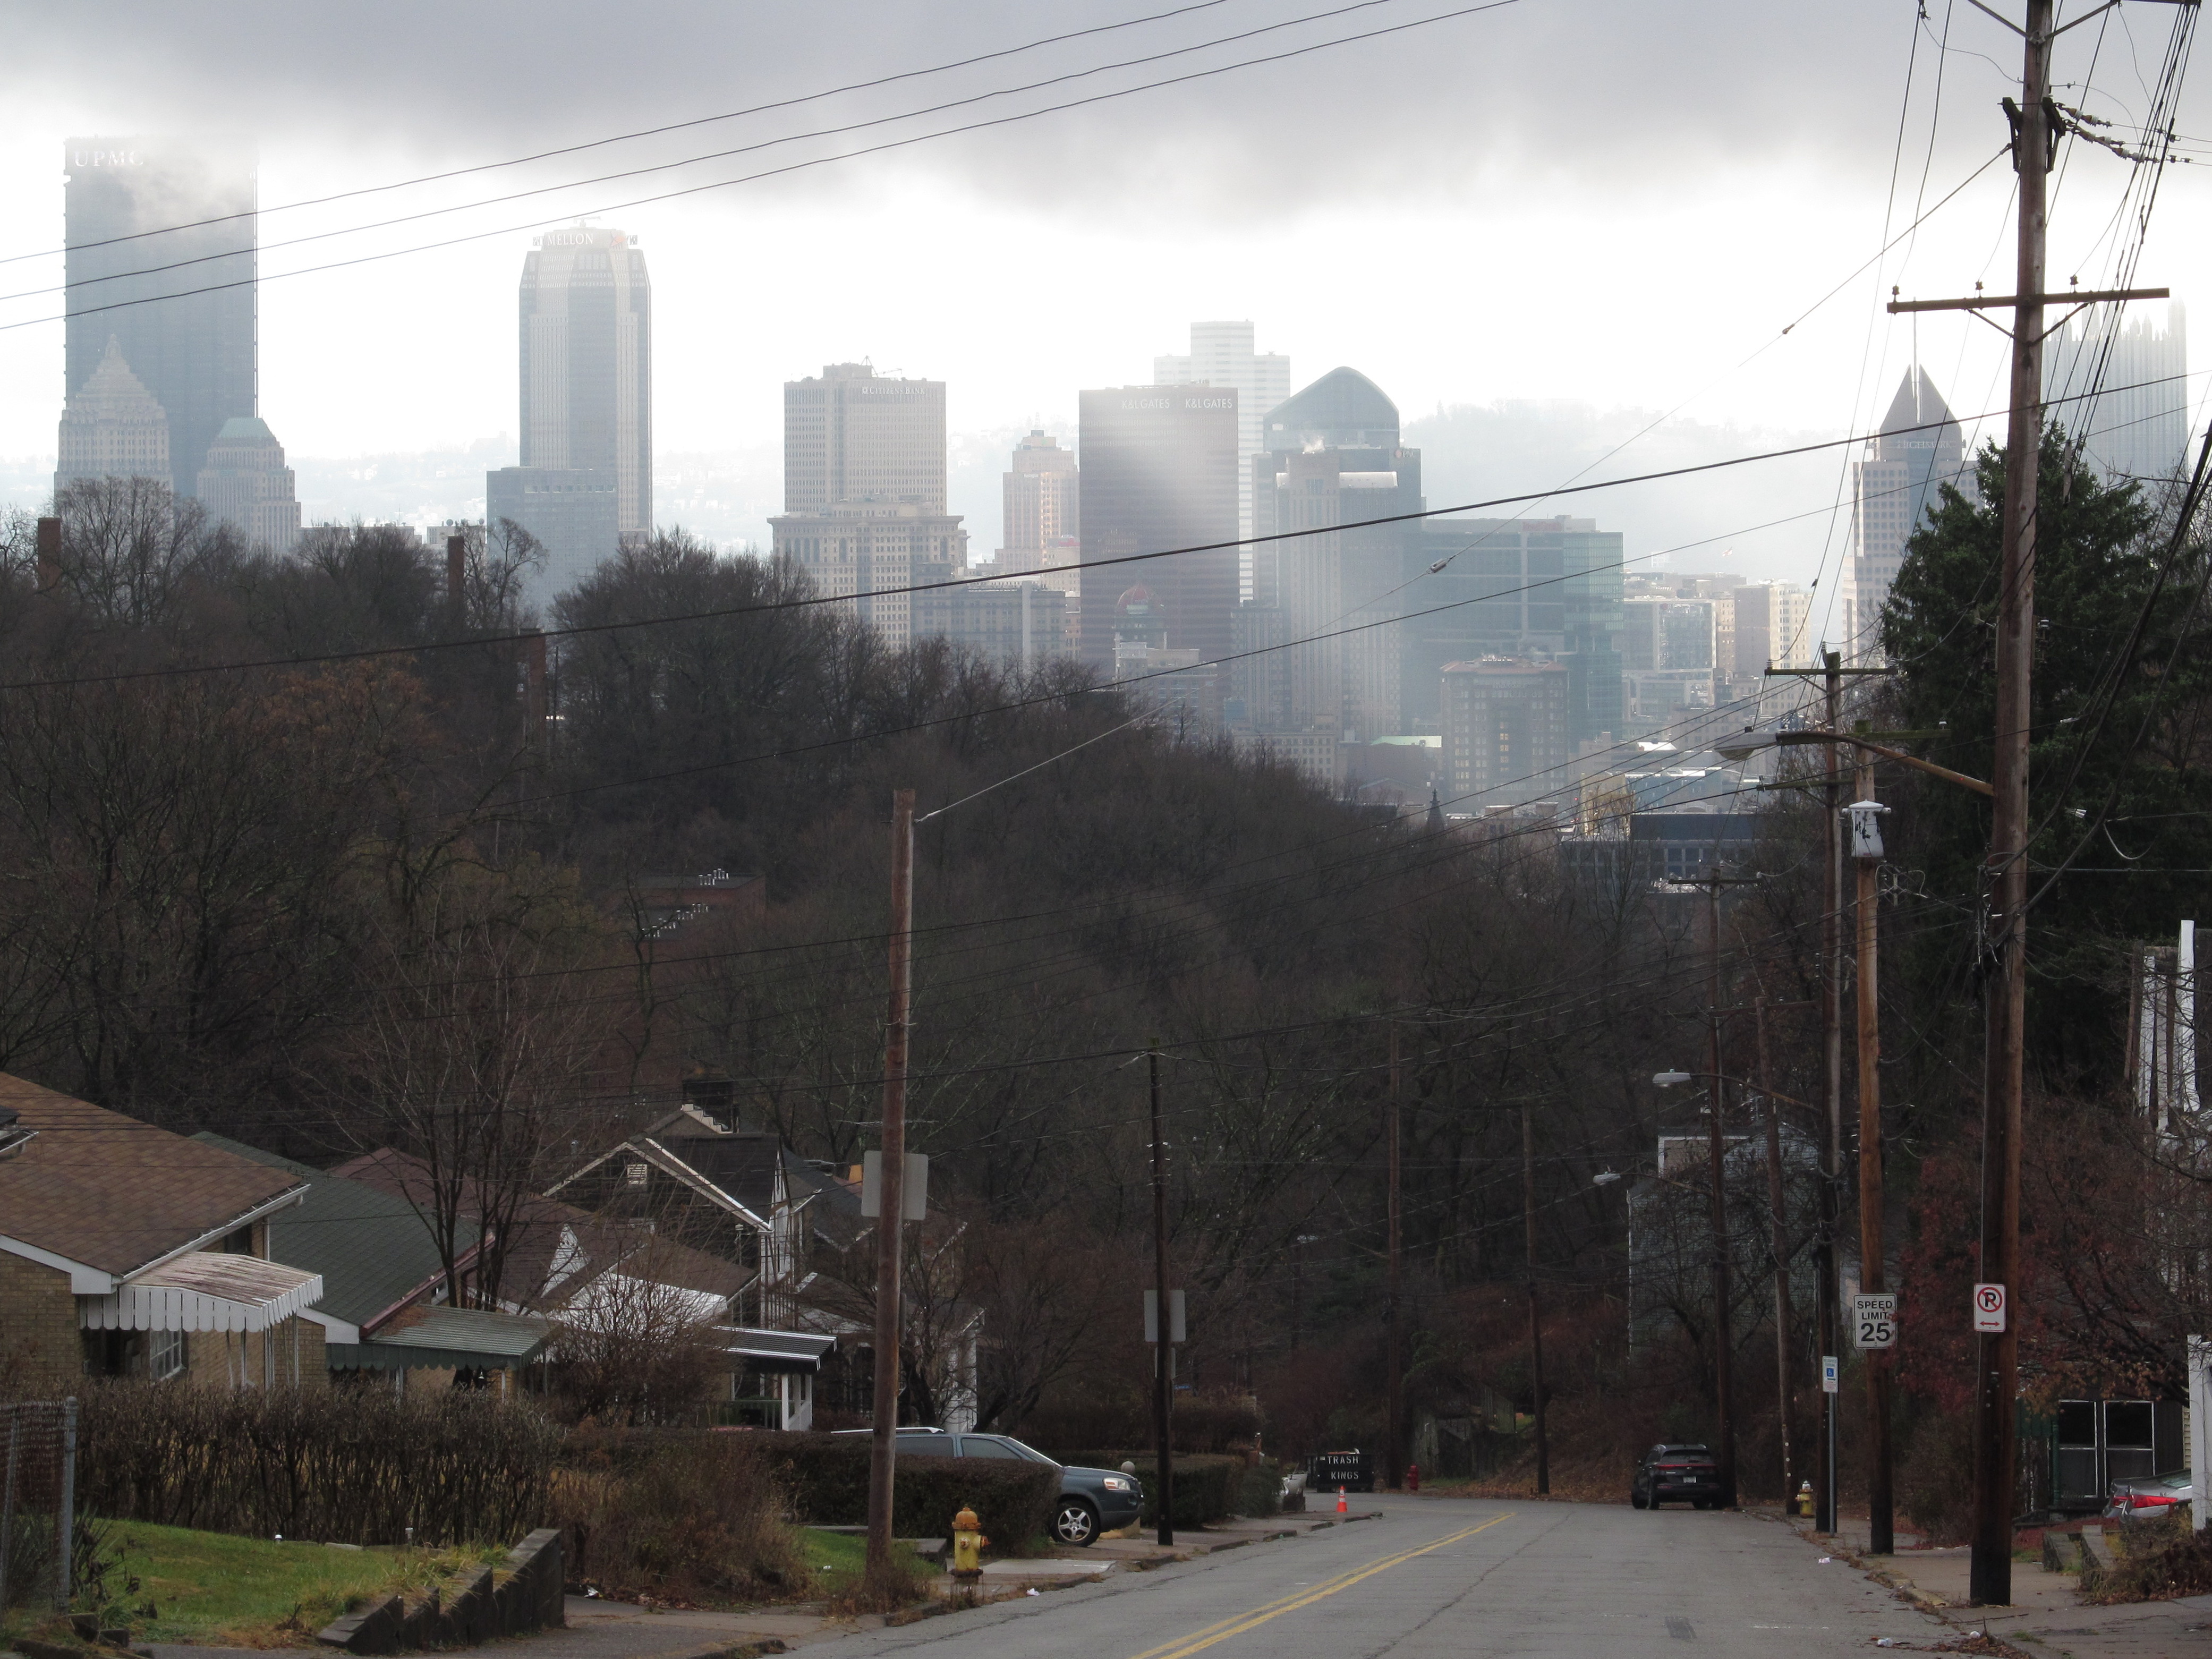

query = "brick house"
(0, 1074), (326, 1396)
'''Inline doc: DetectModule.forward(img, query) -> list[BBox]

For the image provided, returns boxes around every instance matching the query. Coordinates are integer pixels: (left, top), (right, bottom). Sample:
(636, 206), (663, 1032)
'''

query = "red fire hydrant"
(1408, 1464), (1420, 1493)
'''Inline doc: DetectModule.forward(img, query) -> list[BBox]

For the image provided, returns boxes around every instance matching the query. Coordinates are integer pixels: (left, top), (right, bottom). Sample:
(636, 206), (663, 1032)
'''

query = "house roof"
(785, 1154), (867, 1250)
(530, 1222), (748, 1313)
(194, 1134), (477, 1329)
(325, 1304), (550, 1371)
(0, 1073), (307, 1279)
(327, 1143), (750, 1315)
(641, 1111), (784, 1219)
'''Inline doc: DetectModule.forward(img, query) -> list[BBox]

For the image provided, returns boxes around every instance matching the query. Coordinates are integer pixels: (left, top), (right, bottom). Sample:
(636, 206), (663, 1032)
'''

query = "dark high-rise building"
(488, 466), (620, 594)
(1077, 387), (1239, 673)
(518, 226), (652, 535)
(1249, 368), (1422, 741)
(65, 136), (258, 500)
(1400, 516), (1623, 746)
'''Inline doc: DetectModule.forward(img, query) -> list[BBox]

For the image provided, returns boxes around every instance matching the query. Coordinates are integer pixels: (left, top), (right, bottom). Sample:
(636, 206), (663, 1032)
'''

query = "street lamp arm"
(1653, 1068), (1822, 1113)
(1776, 731), (1994, 797)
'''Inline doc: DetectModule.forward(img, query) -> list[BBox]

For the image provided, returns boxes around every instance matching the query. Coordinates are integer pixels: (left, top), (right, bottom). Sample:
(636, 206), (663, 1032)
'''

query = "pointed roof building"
(55, 335), (171, 494)
(1261, 366), (1401, 452)
(1849, 368), (1967, 662)
(197, 414), (301, 555)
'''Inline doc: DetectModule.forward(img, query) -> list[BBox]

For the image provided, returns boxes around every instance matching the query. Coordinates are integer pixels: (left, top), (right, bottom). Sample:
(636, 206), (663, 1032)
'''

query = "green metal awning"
(327, 1306), (549, 1371)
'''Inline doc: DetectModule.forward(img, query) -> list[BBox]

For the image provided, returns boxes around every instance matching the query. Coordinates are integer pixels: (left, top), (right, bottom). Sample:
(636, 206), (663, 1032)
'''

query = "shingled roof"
(194, 1134), (478, 1330)
(0, 1073), (308, 1282)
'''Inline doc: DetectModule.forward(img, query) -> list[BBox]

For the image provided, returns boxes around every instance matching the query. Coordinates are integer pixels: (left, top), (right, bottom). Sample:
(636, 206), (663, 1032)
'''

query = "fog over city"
(8, 2), (2212, 1613)
(3, 1), (2206, 600)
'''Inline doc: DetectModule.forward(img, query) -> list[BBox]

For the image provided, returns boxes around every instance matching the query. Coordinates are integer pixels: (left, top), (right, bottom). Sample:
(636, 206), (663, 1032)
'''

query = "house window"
(149, 1329), (186, 1382)
(220, 1225), (254, 1255)
(625, 1161), (649, 1187)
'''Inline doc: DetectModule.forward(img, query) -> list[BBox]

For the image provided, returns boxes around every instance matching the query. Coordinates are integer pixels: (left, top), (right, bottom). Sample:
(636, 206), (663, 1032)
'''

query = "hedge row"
(76, 1381), (558, 1544)
(748, 1434), (1058, 1549)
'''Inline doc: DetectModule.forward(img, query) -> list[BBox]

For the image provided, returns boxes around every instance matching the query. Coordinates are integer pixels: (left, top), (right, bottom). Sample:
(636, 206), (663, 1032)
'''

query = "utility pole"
(1522, 1103), (1550, 1495)
(1852, 761), (1894, 1553)
(864, 789), (914, 1598)
(1882, 1), (2168, 1595)
(1386, 1021), (1405, 1491)
(1819, 651), (1845, 1533)
(1975, 5), (2048, 1605)
(1703, 873), (1738, 1508)
(1150, 1042), (1176, 1547)
(1756, 998), (1795, 1503)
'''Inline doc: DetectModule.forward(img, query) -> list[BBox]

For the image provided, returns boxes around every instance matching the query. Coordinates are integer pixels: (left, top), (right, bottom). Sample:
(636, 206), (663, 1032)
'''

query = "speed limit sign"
(1853, 1292), (1898, 1350)
(1972, 1282), (2007, 1333)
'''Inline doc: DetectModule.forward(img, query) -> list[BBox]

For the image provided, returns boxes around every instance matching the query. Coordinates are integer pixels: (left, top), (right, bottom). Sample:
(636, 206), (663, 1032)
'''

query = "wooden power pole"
(1756, 999), (1795, 1503)
(1386, 1022), (1405, 1490)
(1522, 1103), (1550, 1495)
(1149, 1042), (1176, 1547)
(1886, 0), (2168, 1602)
(1703, 874), (1738, 1508)
(1853, 760), (1894, 1553)
(865, 789), (915, 1597)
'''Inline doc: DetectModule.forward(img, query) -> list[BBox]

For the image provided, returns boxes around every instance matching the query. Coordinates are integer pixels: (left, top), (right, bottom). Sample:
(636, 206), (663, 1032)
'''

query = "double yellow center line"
(1125, 1511), (1516, 1659)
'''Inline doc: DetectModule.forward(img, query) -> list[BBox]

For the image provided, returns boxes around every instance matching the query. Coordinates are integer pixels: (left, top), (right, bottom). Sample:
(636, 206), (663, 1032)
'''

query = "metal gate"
(0, 1400), (78, 1612)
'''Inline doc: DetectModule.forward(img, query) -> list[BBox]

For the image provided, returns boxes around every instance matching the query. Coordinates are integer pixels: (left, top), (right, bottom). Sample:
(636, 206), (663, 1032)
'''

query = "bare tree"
(53, 477), (240, 627)
(329, 861), (617, 1308)
(549, 1245), (729, 1425)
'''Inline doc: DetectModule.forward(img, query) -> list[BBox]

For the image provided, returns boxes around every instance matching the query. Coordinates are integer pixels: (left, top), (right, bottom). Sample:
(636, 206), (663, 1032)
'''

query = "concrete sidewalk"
(1778, 1515), (2212, 1659)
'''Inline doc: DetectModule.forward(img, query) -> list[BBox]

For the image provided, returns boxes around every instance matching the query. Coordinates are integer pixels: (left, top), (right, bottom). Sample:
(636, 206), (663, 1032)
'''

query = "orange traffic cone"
(1337, 1486), (1348, 1514)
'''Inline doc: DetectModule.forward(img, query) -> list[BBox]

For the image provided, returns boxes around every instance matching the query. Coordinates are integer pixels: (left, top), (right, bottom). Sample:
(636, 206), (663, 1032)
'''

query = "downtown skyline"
(3, 1), (2208, 629)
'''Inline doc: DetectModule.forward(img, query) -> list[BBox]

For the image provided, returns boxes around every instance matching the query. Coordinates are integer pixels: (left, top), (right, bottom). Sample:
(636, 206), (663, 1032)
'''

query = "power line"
(0, 0), (1244, 268)
(8, 0), (1428, 309)
(0, 0), (1524, 338)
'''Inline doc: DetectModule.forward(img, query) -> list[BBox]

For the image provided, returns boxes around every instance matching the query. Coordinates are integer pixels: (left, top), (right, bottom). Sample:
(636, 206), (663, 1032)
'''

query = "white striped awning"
(81, 1251), (323, 1334)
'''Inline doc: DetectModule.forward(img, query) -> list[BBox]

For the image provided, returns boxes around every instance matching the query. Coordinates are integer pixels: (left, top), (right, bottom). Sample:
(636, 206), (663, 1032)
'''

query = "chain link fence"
(1, 1400), (78, 1614)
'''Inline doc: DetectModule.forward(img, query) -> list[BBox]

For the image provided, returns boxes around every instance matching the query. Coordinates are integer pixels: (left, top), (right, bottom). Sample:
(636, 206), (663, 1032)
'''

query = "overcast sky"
(1, 0), (2206, 589)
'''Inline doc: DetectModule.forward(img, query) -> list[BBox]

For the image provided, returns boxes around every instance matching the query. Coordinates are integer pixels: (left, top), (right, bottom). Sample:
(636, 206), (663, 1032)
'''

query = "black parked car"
(836, 1427), (1145, 1545)
(1631, 1443), (1724, 1509)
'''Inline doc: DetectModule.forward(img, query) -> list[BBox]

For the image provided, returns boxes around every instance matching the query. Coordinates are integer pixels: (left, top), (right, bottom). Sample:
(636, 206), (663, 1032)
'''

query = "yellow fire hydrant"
(1797, 1480), (1815, 1518)
(951, 1504), (988, 1602)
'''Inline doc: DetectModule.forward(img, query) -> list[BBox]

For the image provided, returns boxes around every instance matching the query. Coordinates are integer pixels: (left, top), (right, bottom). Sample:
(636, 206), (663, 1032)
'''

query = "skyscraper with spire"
(1849, 368), (1964, 660)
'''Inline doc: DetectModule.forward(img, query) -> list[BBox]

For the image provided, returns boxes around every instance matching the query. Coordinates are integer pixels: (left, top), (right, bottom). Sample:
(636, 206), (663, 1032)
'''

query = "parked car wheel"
(1053, 1497), (1101, 1546)
(1631, 1490), (1648, 1509)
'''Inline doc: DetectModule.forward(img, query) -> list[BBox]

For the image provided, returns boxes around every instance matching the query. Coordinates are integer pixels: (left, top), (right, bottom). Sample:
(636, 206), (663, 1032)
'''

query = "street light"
(1716, 729), (1993, 798)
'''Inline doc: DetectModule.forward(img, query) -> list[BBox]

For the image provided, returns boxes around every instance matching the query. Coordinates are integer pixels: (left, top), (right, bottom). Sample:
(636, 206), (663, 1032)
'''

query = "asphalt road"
(802, 1495), (1953, 1659)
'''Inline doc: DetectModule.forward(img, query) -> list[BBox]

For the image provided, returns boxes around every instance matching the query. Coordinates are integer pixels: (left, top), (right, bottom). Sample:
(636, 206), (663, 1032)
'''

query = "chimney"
(446, 533), (465, 614)
(35, 516), (61, 593)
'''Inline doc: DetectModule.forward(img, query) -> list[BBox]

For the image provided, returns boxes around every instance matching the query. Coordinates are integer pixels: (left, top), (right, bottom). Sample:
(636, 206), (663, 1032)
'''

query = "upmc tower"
(1077, 387), (1239, 670)
(65, 137), (258, 500)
